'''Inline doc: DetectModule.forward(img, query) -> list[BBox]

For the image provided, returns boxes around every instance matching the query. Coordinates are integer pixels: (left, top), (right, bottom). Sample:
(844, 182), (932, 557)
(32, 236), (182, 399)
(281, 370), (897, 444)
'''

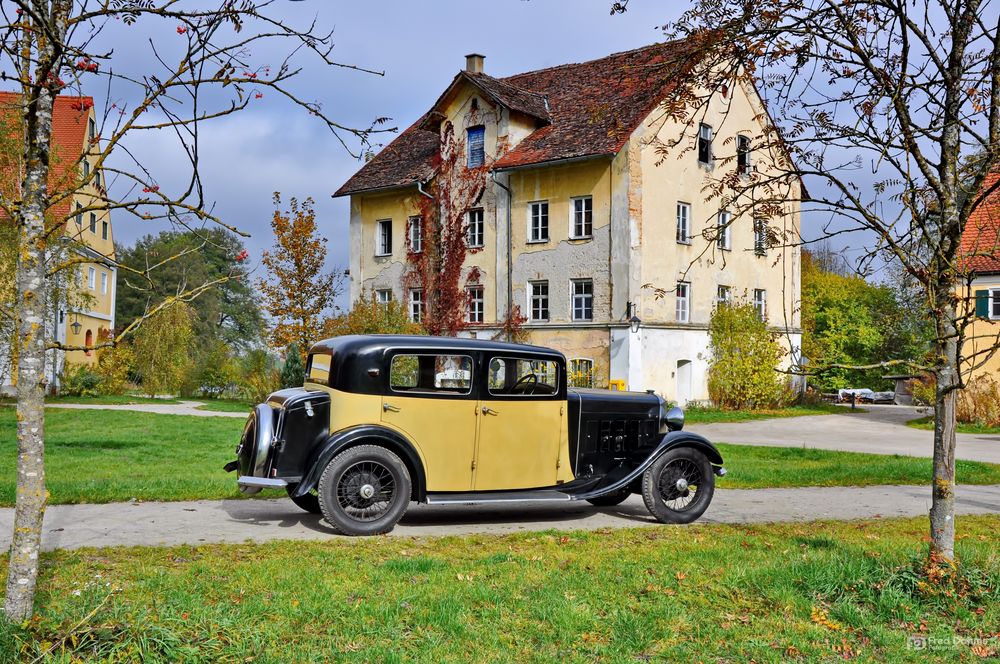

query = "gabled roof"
(960, 172), (1000, 274)
(334, 41), (691, 197)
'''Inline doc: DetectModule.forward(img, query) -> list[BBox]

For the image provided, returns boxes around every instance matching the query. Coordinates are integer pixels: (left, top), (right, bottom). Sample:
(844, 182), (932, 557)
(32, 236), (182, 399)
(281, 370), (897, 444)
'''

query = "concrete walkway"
(688, 405), (1000, 464)
(46, 400), (247, 418)
(8, 484), (999, 551)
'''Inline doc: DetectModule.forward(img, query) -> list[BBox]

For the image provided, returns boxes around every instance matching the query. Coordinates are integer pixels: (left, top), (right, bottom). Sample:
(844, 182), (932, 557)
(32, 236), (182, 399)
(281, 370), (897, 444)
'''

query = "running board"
(425, 490), (573, 505)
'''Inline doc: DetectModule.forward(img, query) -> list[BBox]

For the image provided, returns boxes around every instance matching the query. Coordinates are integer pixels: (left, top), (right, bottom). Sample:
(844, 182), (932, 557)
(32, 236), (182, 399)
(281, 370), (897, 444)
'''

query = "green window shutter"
(975, 289), (990, 318)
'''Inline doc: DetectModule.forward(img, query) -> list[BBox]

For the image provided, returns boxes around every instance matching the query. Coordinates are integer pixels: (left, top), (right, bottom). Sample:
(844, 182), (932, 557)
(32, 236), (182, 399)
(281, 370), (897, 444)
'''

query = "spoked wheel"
(642, 447), (715, 524)
(317, 445), (411, 536)
(286, 484), (321, 514)
(586, 487), (632, 507)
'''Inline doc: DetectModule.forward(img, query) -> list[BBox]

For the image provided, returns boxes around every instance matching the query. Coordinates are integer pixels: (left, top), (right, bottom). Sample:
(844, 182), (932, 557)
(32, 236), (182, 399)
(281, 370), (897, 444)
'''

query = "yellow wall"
(962, 278), (1000, 382)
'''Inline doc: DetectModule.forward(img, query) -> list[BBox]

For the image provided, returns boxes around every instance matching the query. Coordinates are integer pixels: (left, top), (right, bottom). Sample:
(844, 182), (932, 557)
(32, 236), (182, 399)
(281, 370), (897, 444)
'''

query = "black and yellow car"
(226, 335), (726, 536)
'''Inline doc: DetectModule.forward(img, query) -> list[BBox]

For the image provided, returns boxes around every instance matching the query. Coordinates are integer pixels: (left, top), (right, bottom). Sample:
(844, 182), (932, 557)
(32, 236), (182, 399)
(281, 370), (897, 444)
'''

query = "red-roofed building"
(0, 92), (115, 392)
(335, 45), (802, 402)
(961, 173), (1000, 382)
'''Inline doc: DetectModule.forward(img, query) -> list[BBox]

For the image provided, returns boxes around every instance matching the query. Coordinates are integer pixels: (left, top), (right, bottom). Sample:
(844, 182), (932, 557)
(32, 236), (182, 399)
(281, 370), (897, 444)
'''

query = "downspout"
(416, 180), (434, 200)
(490, 170), (513, 341)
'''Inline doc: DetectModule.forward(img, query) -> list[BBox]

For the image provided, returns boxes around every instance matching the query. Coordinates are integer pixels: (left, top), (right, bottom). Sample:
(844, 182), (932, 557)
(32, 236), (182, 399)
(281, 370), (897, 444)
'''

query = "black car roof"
(308, 334), (566, 360)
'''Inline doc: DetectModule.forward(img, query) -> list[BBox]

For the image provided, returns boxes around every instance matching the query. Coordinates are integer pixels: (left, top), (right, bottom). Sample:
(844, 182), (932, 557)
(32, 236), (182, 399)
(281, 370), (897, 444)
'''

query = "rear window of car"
(305, 352), (332, 386)
(488, 357), (559, 396)
(389, 354), (472, 395)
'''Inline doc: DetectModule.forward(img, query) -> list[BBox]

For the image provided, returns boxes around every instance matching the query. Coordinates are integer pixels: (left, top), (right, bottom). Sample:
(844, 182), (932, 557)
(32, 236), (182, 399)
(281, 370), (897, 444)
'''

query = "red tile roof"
(0, 91), (92, 222)
(961, 172), (1000, 274)
(335, 41), (690, 197)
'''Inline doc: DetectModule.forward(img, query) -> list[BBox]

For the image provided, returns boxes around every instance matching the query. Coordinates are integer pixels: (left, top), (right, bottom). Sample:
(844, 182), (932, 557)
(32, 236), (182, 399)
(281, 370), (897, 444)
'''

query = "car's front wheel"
(641, 447), (714, 524)
(317, 445), (411, 536)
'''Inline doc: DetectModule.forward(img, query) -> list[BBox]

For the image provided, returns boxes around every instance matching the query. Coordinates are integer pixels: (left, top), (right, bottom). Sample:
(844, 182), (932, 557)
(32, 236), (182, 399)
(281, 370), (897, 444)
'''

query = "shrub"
(707, 301), (787, 410)
(324, 292), (422, 336)
(240, 349), (280, 404)
(957, 374), (1000, 428)
(94, 341), (135, 395)
(910, 374), (936, 407)
(190, 340), (240, 398)
(132, 302), (195, 397)
(61, 364), (102, 397)
(280, 343), (305, 389)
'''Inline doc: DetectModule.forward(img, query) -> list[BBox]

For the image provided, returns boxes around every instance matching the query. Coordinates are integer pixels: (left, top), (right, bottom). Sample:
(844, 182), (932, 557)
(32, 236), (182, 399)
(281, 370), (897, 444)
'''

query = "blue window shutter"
(975, 290), (990, 318)
(467, 126), (485, 168)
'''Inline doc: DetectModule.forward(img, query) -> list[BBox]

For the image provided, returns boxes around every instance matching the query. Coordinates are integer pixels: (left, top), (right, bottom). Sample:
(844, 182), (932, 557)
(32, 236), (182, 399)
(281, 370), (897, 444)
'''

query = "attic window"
(467, 125), (485, 168)
(470, 98), (479, 111)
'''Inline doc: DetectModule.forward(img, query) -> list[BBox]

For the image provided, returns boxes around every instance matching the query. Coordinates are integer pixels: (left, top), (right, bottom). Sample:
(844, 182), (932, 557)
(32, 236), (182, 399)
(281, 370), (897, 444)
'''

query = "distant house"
(335, 44), (802, 404)
(961, 172), (1000, 383)
(0, 92), (115, 393)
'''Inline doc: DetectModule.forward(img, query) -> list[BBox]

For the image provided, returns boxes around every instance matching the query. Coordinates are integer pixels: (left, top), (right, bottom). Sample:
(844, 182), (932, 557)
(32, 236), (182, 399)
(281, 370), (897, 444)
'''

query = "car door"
(380, 352), (478, 492)
(474, 355), (564, 490)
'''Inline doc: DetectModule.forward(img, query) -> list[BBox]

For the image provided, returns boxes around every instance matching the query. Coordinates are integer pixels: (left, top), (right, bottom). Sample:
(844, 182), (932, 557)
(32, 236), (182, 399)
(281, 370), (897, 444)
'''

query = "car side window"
(389, 354), (473, 395)
(488, 357), (559, 396)
(305, 352), (331, 386)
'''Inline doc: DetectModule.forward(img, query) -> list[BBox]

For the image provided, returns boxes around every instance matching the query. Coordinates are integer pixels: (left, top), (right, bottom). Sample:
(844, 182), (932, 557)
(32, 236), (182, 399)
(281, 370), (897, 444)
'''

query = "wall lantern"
(626, 301), (642, 334)
(70, 316), (82, 336)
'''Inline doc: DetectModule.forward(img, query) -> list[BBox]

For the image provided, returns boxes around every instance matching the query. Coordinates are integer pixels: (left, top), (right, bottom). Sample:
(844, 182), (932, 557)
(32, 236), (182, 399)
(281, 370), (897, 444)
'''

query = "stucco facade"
(337, 46), (801, 404)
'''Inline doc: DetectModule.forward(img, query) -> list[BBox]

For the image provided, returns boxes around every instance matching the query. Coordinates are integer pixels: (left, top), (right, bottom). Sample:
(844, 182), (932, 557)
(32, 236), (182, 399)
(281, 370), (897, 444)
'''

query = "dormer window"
(467, 126), (485, 168)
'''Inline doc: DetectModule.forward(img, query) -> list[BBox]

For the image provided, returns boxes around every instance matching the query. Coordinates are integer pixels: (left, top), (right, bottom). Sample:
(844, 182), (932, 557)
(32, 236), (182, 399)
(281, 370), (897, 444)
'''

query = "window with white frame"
(466, 285), (484, 323)
(571, 196), (593, 238)
(754, 218), (768, 255)
(737, 134), (752, 174)
(676, 202), (691, 244)
(407, 216), (422, 253)
(675, 282), (690, 323)
(100, 271), (108, 295)
(88, 117), (96, 143)
(89, 212), (97, 234)
(408, 288), (424, 323)
(753, 288), (767, 321)
(467, 208), (484, 247)
(569, 358), (594, 388)
(529, 201), (549, 242)
(716, 285), (731, 306)
(991, 288), (1000, 319)
(717, 210), (731, 250)
(88, 267), (96, 290)
(376, 219), (392, 256)
(375, 289), (392, 305)
(467, 126), (485, 168)
(571, 279), (593, 321)
(698, 123), (713, 165)
(529, 280), (549, 321)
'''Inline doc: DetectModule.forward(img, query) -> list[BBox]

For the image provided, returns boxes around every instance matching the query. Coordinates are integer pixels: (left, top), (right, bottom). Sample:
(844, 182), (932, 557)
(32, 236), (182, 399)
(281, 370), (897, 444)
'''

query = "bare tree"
(616, 0), (1000, 561)
(0, 0), (388, 621)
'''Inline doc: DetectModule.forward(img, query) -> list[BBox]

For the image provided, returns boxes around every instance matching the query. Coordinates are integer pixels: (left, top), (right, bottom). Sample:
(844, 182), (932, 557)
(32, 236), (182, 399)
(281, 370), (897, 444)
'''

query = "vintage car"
(225, 335), (726, 536)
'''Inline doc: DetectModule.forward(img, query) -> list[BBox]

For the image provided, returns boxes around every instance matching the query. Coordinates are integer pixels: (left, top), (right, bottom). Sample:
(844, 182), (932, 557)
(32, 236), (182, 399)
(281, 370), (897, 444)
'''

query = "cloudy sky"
(97, 1), (682, 307)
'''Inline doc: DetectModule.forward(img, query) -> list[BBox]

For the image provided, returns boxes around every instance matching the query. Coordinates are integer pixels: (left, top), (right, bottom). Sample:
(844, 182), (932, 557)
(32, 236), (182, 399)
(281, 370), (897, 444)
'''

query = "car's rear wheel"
(586, 487), (632, 507)
(286, 484), (321, 514)
(317, 445), (411, 536)
(642, 447), (714, 524)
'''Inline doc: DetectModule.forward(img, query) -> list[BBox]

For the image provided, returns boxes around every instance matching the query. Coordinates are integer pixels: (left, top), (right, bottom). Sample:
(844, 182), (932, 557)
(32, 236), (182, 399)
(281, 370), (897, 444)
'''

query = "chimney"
(465, 53), (485, 74)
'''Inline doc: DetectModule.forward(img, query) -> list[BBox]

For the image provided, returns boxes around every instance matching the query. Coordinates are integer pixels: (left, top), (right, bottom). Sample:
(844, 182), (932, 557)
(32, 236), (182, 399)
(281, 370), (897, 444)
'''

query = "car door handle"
(383, 403), (400, 413)
(481, 407), (499, 416)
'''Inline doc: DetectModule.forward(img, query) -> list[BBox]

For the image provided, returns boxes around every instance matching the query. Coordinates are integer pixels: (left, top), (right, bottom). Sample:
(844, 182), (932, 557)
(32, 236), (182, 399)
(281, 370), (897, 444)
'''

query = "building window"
(88, 267), (96, 290)
(676, 202), (691, 244)
(529, 280), (549, 321)
(75, 203), (83, 227)
(466, 208), (484, 247)
(102, 220), (108, 240)
(82, 159), (90, 180)
(84, 329), (93, 356)
(88, 117), (96, 143)
(698, 123), (713, 165)
(408, 288), (424, 323)
(676, 282), (690, 323)
(89, 212), (97, 233)
(375, 289), (392, 305)
(100, 271), (108, 295)
(466, 285), (484, 323)
(571, 196), (592, 238)
(529, 201), (549, 242)
(754, 218), (768, 255)
(992, 289), (1000, 318)
(569, 358), (594, 388)
(376, 219), (392, 256)
(716, 285), (732, 306)
(737, 134), (752, 174)
(467, 125), (485, 168)
(407, 216), (422, 253)
(717, 210), (731, 250)
(753, 288), (767, 321)
(571, 279), (593, 321)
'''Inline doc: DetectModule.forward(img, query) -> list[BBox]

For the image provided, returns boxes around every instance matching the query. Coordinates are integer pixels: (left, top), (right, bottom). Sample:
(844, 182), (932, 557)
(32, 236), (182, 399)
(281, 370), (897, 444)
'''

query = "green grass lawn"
(2, 409), (1000, 506)
(906, 416), (1000, 435)
(684, 402), (862, 423)
(2, 516), (997, 662)
(194, 399), (253, 413)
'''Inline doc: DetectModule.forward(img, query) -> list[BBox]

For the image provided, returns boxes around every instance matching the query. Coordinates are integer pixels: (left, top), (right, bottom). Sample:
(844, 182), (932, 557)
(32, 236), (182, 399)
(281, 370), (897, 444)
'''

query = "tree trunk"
(4, 89), (55, 621)
(929, 348), (959, 562)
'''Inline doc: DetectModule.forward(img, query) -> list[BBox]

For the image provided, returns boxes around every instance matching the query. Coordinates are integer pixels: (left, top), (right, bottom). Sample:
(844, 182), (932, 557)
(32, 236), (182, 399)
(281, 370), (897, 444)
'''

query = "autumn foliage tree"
(324, 291), (422, 337)
(258, 194), (342, 357)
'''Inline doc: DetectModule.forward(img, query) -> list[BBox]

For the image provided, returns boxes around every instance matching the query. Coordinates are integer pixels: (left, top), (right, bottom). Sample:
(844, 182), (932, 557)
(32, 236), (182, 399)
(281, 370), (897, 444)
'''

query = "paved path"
(46, 400), (247, 418)
(7, 484), (998, 551)
(688, 405), (1000, 464)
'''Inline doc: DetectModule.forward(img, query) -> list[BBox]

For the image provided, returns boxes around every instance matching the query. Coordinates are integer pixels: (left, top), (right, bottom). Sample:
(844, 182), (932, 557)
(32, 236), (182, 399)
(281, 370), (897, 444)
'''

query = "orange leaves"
(810, 606), (843, 631)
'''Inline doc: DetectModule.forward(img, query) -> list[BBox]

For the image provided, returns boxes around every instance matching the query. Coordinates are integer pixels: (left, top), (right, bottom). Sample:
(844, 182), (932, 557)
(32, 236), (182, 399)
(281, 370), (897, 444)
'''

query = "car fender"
(291, 425), (427, 501)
